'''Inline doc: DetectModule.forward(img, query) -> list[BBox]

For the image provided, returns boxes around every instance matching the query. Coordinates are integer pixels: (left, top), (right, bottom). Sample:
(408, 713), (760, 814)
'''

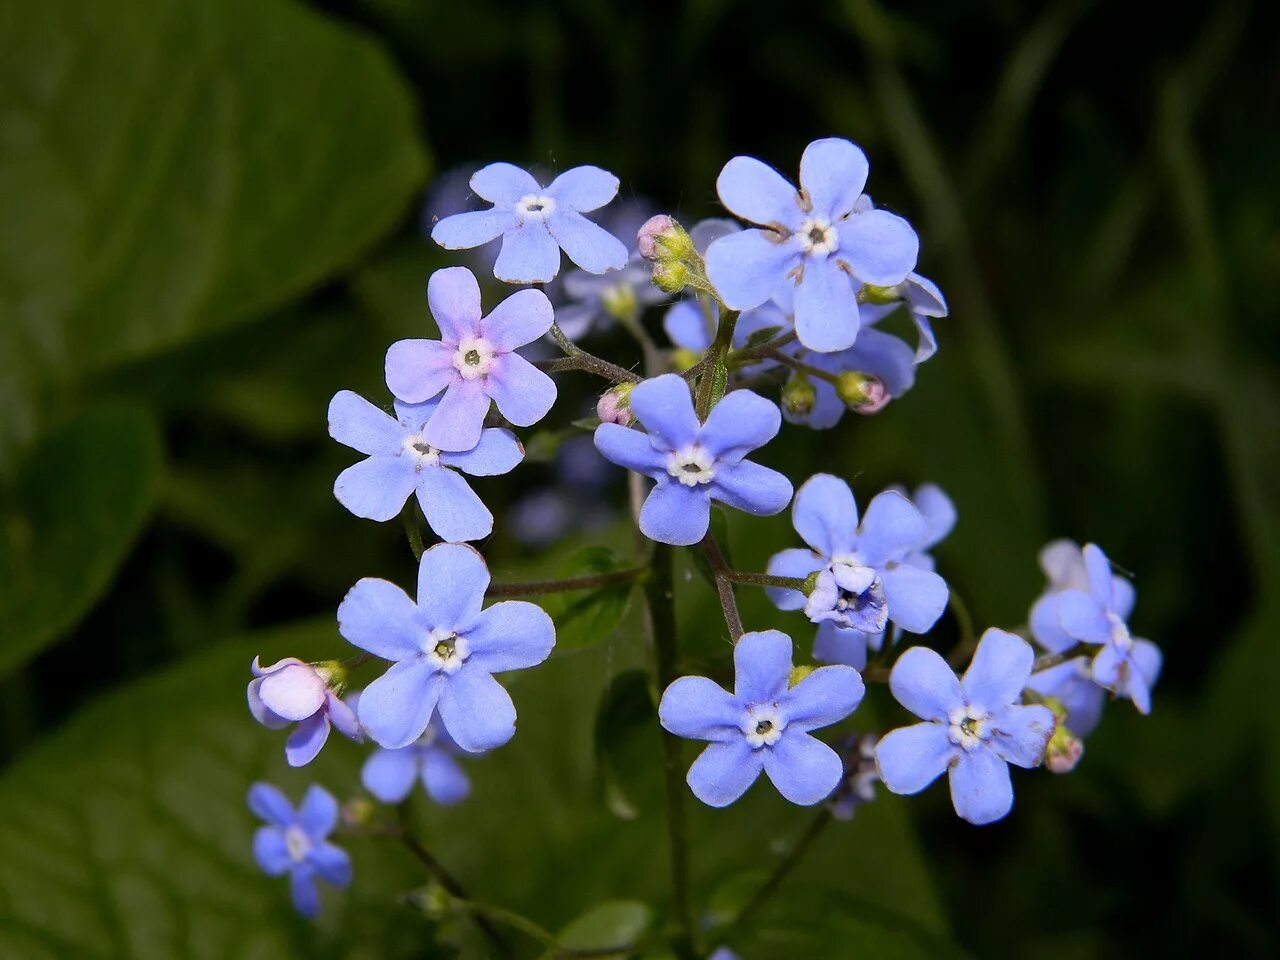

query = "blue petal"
(554, 301), (600, 341)
(882, 564), (948, 634)
(385, 339), (457, 404)
(912, 483), (956, 549)
(843, 326), (915, 396)
(1080, 543), (1116, 610)
(715, 156), (803, 228)
(688, 217), (741, 253)
(417, 542), (488, 630)
(798, 138), (869, 219)
(1029, 592), (1075, 654)
(465, 600), (555, 674)
(1057, 590), (1110, 644)
(547, 210), (629, 273)
(629, 374), (699, 450)
(712, 460), (793, 518)
(947, 748), (1013, 825)
(699, 388), (781, 461)
(989, 703), (1055, 768)
(905, 272), (947, 317)
(486, 353), (557, 428)
(961, 629), (1034, 713)
(686, 739), (764, 808)
(763, 732), (844, 805)
(297, 785), (339, 837)
(253, 827), (290, 876)
(1025, 657), (1105, 736)
(441, 427), (524, 476)
(328, 391), (403, 456)
(793, 257), (859, 352)
(308, 842), (352, 888)
(874, 722), (954, 795)
(782, 665), (864, 732)
(423, 380), (491, 452)
(359, 660), (444, 749)
(1039, 538), (1086, 589)
(247, 782), (293, 826)
(362, 747), (419, 803)
(640, 480), (711, 545)
(432, 209), (516, 252)
(733, 629), (793, 702)
(325, 691), (362, 742)
(247, 676), (289, 730)
(856, 490), (928, 567)
(792, 473), (858, 558)
(705, 230), (801, 311)
(495, 221), (562, 284)
(1112, 576), (1136, 621)
(437, 667), (517, 752)
(545, 165), (619, 212)
(338, 577), (424, 660)
(415, 469), (493, 543)
(290, 868), (321, 919)
(594, 423), (667, 477)
(257, 663), (327, 721)
(888, 647), (962, 721)
(837, 210), (919, 286)
(470, 162), (542, 204)
(334, 456), (417, 522)
(285, 713), (330, 768)
(765, 547), (825, 611)
(658, 676), (740, 741)
(663, 299), (715, 352)
(427, 266), (484, 342)
(422, 749), (471, 804)
(813, 622), (881, 670)
(480, 287), (554, 351)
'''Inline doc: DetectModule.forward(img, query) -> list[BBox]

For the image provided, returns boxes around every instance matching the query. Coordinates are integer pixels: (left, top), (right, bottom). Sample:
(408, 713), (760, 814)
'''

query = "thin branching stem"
(487, 568), (645, 597)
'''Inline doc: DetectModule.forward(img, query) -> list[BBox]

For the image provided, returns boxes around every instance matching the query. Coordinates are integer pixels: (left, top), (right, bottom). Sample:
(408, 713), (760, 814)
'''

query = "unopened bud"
(342, 796), (377, 829)
(651, 261), (689, 294)
(781, 373), (817, 418)
(788, 664), (816, 687)
(1045, 732), (1084, 773)
(404, 882), (453, 920)
(835, 371), (889, 414)
(859, 283), (903, 305)
(314, 659), (348, 692)
(600, 281), (639, 322)
(637, 215), (694, 262)
(596, 383), (635, 426)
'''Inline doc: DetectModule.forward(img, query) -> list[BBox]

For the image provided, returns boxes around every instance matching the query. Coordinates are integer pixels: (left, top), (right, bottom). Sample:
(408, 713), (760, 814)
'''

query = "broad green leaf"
(0, 405), (162, 675)
(558, 900), (652, 956)
(0, 0), (428, 461)
(543, 546), (637, 652)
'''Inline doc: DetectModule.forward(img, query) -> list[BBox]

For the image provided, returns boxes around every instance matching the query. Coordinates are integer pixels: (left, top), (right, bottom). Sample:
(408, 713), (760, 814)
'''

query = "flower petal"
(437, 667), (517, 753)
(686, 740), (765, 808)
(1029, 592), (1075, 654)
(793, 256), (860, 352)
(733, 629), (793, 702)
(546, 210), (629, 274)
(495, 221), (562, 284)
(328, 391), (403, 456)
(258, 664), (327, 722)
(385, 339), (457, 404)
(663, 299), (714, 352)
(422, 749), (471, 805)
(711, 461), (793, 518)
(640, 480), (711, 546)
(812, 622), (881, 670)
(961, 629), (1035, 713)
(699, 388), (781, 461)
(465, 600), (555, 673)
(843, 325), (916, 397)
(705, 229), (801, 311)
(285, 713), (331, 767)
(989, 703), (1055, 768)
(247, 782), (293, 826)
(947, 748), (1013, 825)
(912, 483), (956, 549)
(594, 423), (667, 477)
(765, 547), (825, 611)
(629, 373), (699, 450)
(1025, 657), (1105, 736)
(905, 272), (947, 317)
(334, 456), (418, 522)
(297, 784), (339, 837)
(837, 210), (919, 286)
(874, 722), (954, 795)
(888, 646), (963, 721)
(441, 427), (524, 476)
(415, 469), (493, 543)
(792, 473), (858, 558)
(308, 842), (352, 888)
(423, 379), (491, 452)
(338, 577), (424, 660)
(481, 287), (554, 351)
(253, 827), (290, 876)
(290, 869), (321, 919)
(762, 732), (844, 805)
(716, 155), (802, 228)
(659, 676), (740, 741)
(427, 266), (484, 343)
(1081, 543), (1115, 610)
(431, 208), (516, 251)
(361, 747), (419, 804)
(882, 564), (948, 635)
(1112, 576), (1136, 621)
(545, 165), (619, 212)
(856, 490), (928, 567)
(1057, 589), (1110, 644)
(486, 352), (557, 428)
(470, 162), (541, 204)
(359, 660), (444, 749)
(783, 665), (864, 732)
(416, 542), (488, 630)
(798, 138), (869, 219)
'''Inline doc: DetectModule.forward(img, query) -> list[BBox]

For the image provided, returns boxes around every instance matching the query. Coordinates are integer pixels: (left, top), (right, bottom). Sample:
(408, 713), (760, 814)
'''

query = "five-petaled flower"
(249, 782), (351, 918)
(338, 542), (555, 751)
(247, 658), (360, 767)
(875, 629), (1056, 825)
(766, 474), (950, 659)
(593, 374), (793, 545)
(360, 715), (477, 806)
(431, 162), (629, 284)
(385, 266), (558, 452)
(328, 389), (524, 541)
(705, 138), (919, 353)
(659, 629), (864, 807)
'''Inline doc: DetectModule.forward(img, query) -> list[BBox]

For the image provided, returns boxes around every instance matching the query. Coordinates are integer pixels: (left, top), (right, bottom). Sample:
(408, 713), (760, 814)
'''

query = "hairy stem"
(535, 354), (642, 383)
(720, 570), (808, 591)
(488, 567), (645, 597)
(1032, 642), (1094, 673)
(763, 349), (843, 386)
(728, 329), (798, 366)
(700, 532), (745, 641)
(695, 308), (739, 419)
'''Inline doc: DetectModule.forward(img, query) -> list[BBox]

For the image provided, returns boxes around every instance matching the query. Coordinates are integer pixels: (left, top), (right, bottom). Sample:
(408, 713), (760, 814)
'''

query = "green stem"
(763, 349), (843, 386)
(535, 354), (642, 383)
(699, 532), (744, 641)
(1032, 642), (1094, 673)
(720, 570), (808, 591)
(730, 808), (833, 934)
(695, 308), (739, 419)
(488, 567), (645, 597)
(728, 329), (798, 366)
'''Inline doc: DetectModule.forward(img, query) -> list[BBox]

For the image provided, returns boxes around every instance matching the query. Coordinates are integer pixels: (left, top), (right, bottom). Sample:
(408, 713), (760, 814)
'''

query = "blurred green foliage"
(0, 0), (1277, 957)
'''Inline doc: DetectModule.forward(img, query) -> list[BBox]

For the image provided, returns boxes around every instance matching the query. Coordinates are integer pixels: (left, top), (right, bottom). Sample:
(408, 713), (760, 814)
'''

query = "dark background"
(1, 0), (1277, 957)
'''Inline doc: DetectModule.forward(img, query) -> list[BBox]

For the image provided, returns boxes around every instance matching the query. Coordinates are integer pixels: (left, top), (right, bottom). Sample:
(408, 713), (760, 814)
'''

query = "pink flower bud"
(596, 384), (635, 426)
(637, 215), (676, 260)
(637, 215), (693, 262)
(853, 376), (889, 415)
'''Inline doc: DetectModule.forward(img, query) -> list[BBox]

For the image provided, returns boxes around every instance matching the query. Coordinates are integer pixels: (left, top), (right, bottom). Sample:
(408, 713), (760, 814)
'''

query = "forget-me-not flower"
(361, 716), (476, 805)
(593, 374), (793, 545)
(766, 474), (949, 648)
(249, 782), (351, 918)
(431, 162), (628, 284)
(328, 389), (523, 541)
(338, 542), (555, 751)
(705, 138), (919, 352)
(247, 657), (361, 767)
(875, 629), (1056, 825)
(659, 629), (864, 807)
(556, 254), (668, 340)
(385, 266), (557, 452)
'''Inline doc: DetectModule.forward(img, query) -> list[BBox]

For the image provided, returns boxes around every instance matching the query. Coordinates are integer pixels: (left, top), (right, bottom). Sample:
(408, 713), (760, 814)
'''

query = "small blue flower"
(593, 374), (793, 545)
(328, 390), (524, 541)
(705, 138), (919, 352)
(556, 255), (668, 339)
(361, 716), (476, 805)
(766, 475), (950, 660)
(338, 542), (555, 751)
(659, 629), (864, 807)
(875, 630), (1056, 825)
(431, 162), (628, 284)
(247, 657), (361, 767)
(827, 733), (880, 820)
(385, 267), (557, 451)
(249, 782), (351, 918)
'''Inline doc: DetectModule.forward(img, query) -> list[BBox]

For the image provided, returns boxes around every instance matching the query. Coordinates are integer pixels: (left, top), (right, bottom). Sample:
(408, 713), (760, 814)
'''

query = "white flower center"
(948, 705), (990, 750)
(798, 217), (838, 256)
(1107, 612), (1132, 652)
(516, 193), (556, 219)
(828, 554), (878, 609)
(452, 336), (496, 381)
(743, 704), (786, 748)
(666, 444), (715, 487)
(284, 825), (311, 863)
(403, 434), (441, 468)
(426, 629), (470, 674)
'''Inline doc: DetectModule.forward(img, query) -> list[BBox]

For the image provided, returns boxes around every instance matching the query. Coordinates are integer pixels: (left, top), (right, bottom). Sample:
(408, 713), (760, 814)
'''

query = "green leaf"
(742, 325), (784, 348)
(558, 900), (653, 956)
(543, 547), (636, 652)
(0, 0), (428, 461)
(593, 670), (656, 820)
(0, 405), (162, 675)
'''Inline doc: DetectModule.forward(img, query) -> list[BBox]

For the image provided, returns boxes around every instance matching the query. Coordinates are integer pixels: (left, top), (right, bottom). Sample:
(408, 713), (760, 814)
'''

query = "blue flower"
(1030, 542), (1162, 716)
(705, 138), (919, 352)
(827, 733), (880, 820)
(249, 782), (351, 918)
(338, 542), (555, 751)
(247, 657), (362, 767)
(556, 255), (668, 339)
(328, 390), (524, 541)
(593, 374), (793, 545)
(385, 267), (557, 451)
(875, 630), (1056, 825)
(766, 475), (950, 658)
(431, 162), (629, 284)
(658, 629), (864, 806)
(361, 716), (475, 805)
